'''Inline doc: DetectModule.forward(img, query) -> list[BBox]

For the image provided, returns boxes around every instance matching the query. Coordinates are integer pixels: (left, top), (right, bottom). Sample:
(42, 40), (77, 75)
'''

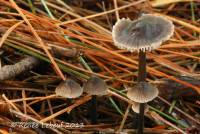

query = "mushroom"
(84, 75), (108, 96)
(83, 75), (108, 123)
(55, 79), (83, 98)
(131, 101), (149, 114)
(127, 82), (159, 103)
(112, 14), (174, 52)
(112, 14), (174, 134)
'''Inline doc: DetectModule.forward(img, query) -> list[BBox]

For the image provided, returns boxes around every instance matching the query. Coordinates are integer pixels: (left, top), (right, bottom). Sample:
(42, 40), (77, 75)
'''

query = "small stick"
(40, 95), (91, 122)
(150, 111), (187, 134)
(118, 103), (131, 132)
(113, 0), (119, 21)
(0, 56), (38, 80)
(0, 94), (57, 104)
(2, 94), (21, 112)
(22, 90), (27, 114)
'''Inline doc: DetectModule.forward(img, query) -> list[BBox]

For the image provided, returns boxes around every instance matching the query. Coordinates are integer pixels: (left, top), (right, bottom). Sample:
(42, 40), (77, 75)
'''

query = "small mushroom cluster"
(112, 13), (174, 113)
(55, 75), (108, 124)
(55, 75), (108, 99)
(112, 13), (174, 133)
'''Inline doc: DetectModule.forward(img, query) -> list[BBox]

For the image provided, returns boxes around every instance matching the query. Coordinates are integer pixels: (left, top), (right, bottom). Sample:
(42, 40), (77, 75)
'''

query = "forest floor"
(0, 0), (199, 134)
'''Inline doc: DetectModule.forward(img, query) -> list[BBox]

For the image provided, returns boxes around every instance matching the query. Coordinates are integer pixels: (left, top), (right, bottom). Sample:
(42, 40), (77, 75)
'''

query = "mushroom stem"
(90, 95), (97, 124)
(138, 103), (145, 134)
(137, 50), (146, 134)
(138, 50), (146, 81)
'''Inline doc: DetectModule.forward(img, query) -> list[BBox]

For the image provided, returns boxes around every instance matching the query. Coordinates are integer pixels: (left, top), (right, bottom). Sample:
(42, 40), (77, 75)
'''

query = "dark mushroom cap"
(131, 102), (149, 113)
(55, 79), (83, 98)
(127, 82), (159, 103)
(83, 76), (108, 96)
(112, 14), (174, 52)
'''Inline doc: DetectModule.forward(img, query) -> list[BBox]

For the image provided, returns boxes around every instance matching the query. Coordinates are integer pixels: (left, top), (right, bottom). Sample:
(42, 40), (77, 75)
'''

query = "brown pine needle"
(118, 104), (131, 132)
(9, 0), (65, 81)
(40, 95), (91, 123)
(22, 90), (27, 114)
(57, 0), (146, 25)
(0, 21), (24, 48)
(2, 94), (21, 113)
(150, 111), (187, 134)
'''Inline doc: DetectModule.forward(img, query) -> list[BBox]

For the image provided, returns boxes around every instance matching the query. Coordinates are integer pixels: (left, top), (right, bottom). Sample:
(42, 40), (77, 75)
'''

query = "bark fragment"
(0, 56), (39, 80)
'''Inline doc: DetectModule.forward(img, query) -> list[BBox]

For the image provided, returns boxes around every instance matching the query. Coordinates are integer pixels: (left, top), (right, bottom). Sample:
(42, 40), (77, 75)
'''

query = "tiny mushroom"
(112, 14), (174, 52)
(83, 75), (108, 124)
(84, 75), (108, 96)
(127, 82), (159, 103)
(55, 79), (83, 98)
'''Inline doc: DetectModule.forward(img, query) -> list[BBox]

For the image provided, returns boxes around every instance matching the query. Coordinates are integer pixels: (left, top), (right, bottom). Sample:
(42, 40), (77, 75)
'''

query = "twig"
(118, 103), (131, 132)
(158, 96), (200, 125)
(22, 90), (27, 114)
(150, 111), (187, 134)
(113, 0), (119, 21)
(40, 95), (92, 122)
(2, 94), (21, 112)
(0, 56), (38, 80)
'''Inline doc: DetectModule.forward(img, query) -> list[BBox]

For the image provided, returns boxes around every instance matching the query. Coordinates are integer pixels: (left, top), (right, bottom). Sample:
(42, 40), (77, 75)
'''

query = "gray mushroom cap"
(127, 82), (159, 103)
(55, 79), (83, 98)
(83, 76), (108, 96)
(112, 14), (174, 52)
(131, 102), (149, 113)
